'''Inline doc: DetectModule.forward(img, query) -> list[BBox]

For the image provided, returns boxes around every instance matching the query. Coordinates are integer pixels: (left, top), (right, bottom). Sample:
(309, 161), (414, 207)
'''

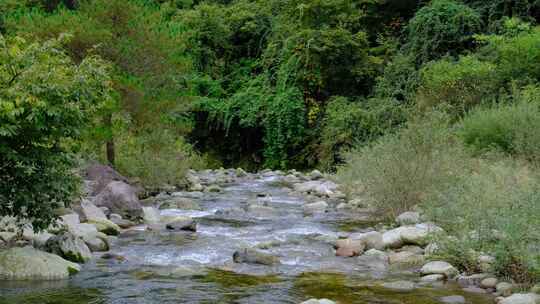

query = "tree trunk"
(105, 114), (115, 167)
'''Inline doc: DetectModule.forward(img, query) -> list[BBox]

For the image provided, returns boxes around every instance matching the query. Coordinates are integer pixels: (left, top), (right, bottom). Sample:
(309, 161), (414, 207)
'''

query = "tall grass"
(337, 111), (469, 218)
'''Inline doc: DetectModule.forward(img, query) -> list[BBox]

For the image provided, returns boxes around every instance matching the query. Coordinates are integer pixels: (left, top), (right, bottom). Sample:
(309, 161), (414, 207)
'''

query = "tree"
(0, 34), (112, 231)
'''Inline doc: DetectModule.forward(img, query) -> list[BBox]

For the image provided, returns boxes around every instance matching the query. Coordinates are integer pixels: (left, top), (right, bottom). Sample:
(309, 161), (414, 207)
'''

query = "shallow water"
(0, 173), (494, 304)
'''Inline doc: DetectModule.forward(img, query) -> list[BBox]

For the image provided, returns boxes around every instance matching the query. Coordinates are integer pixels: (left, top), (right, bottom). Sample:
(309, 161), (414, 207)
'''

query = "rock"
(382, 227), (405, 248)
(458, 273), (489, 287)
(246, 204), (277, 217)
(388, 251), (424, 265)
(87, 218), (121, 236)
(206, 185), (222, 193)
(109, 214), (135, 229)
(497, 282), (514, 297)
(350, 231), (384, 250)
(399, 245), (424, 254)
(85, 163), (129, 195)
(165, 217), (197, 232)
(142, 207), (161, 225)
(425, 243), (440, 255)
(235, 168), (247, 177)
(420, 274), (445, 282)
(80, 199), (108, 222)
(440, 295), (466, 304)
(480, 277), (498, 289)
(232, 248), (280, 265)
(22, 227), (53, 248)
(186, 173), (204, 191)
(381, 280), (416, 292)
(0, 247), (81, 280)
(85, 236), (109, 252)
(0, 231), (17, 244)
(400, 226), (430, 246)
(293, 181), (338, 197)
(309, 170), (324, 180)
(45, 232), (93, 263)
(478, 254), (495, 272)
(300, 299), (336, 304)
(94, 181), (143, 220)
(159, 197), (201, 210)
(421, 261), (459, 278)
(396, 212), (421, 226)
(531, 284), (540, 294)
(303, 201), (328, 214)
(335, 239), (365, 257)
(499, 294), (539, 304)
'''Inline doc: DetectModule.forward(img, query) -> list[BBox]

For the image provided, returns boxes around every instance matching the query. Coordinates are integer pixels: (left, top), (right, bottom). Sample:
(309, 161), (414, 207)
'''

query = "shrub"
(319, 96), (404, 170)
(114, 129), (204, 190)
(416, 55), (500, 117)
(0, 35), (112, 231)
(337, 111), (469, 218)
(405, 0), (482, 64)
(426, 158), (540, 284)
(460, 85), (540, 163)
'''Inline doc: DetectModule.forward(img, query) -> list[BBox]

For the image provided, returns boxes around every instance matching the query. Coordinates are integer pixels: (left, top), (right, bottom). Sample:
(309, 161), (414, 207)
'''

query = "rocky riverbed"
(0, 168), (538, 304)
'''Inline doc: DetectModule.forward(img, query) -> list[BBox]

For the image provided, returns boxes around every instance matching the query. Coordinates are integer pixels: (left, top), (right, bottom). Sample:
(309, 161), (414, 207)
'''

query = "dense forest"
(1, 0), (540, 296)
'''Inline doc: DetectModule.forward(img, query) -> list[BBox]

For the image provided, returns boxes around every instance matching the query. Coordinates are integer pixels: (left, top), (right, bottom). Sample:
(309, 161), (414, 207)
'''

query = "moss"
(67, 266), (80, 276)
(198, 269), (281, 288)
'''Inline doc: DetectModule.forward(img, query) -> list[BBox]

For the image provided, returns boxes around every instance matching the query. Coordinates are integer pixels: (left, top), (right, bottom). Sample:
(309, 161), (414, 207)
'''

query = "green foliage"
(460, 85), (540, 163)
(0, 35), (112, 231)
(405, 0), (482, 64)
(485, 27), (540, 85)
(319, 96), (405, 170)
(337, 112), (469, 218)
(417, 55), (500, 116)
(115, 129), (204, 190)
(374, 54), (419, 102)
(426, 158), (540, 284)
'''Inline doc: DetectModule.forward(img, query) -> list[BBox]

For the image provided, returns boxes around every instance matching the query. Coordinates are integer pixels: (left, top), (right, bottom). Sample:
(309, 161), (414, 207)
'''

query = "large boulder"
(233, 248), (280, 265)
(383, 223), (444, 248)
(94, 181), (143, 220)
(0, 247), (81, 280)
(85, 163), (129, 195)
(421, 261), (459, 278)
(45, 232), (93, 263)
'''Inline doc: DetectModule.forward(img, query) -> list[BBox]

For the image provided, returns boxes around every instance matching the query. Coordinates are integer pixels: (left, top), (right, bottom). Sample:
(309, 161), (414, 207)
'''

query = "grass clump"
(337, 111), (469, 218)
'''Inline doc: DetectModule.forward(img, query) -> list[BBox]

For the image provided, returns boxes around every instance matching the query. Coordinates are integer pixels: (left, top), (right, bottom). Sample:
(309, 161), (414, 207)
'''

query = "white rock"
(350, 231), (384, 250)
(396, 212), (421, 226)
(499, 293), (539, 304)
(421, 261), (459, 278)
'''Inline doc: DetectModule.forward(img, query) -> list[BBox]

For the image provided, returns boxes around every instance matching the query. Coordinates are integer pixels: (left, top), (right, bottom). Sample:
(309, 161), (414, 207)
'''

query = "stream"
(0, 171), (494, 304)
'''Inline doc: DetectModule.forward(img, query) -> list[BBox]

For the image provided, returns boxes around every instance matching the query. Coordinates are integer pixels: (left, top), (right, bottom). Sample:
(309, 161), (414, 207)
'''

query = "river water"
(0, 172), (494, 304)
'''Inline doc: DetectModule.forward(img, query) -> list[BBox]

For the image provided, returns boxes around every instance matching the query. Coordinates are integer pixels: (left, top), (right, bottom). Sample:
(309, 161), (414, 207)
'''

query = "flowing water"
(0, 173), (494, 304)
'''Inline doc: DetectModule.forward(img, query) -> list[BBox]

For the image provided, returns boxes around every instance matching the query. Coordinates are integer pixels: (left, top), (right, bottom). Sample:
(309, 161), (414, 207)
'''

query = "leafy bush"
(0, 35), (112, 231)
(426, 158), (540, 284)
(115, 129), (204, 190)
(490, 27), (540, 84)
(337, 112), (469, 218)
(319, 96), (404, 170)
(405, 0), (482, 64)
(460, 85), (540, 163)
(417, 55), (500, 116)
